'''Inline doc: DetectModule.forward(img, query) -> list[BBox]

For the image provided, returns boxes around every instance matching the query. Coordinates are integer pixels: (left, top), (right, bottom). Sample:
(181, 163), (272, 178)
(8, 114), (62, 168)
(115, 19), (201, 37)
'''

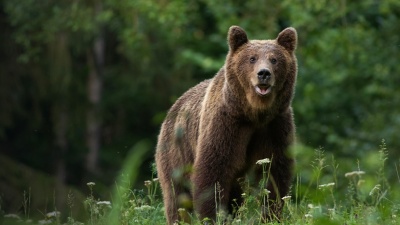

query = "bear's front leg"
(263, 109), (295, 221)
(191, 118), (252, 222)
(192, 162), (233, 222)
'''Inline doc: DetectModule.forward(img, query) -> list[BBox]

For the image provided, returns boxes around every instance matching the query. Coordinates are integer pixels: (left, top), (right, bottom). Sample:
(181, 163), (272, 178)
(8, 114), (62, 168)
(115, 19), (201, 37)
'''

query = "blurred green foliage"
(1, 0), (400, 211)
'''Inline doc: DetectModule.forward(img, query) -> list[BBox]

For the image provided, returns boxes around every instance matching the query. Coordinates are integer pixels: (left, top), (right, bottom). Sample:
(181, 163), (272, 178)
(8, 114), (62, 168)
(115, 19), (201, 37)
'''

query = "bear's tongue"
(255, 85), (271, 95)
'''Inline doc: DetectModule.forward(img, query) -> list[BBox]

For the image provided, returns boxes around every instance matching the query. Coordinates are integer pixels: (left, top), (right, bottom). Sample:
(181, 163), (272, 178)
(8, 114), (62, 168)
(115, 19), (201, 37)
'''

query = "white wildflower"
(144, 180), (152, 187)
(345, 171), (365, 178)
(308, 204), (320, 209)
(263, 189), (271, 196)
(97, 201), (111, 205)
(318, 182), (335, 189)
(97, 201), (112, 208)
(4, 214), (21, 219)
(282, 195), (291, 201)
(233, 219), (242, 224)
(135, 205), (154, 211)
(87, 182), (96, 186)
(305, 213), (313, 218)
(256, 158), (271, 165)
(141, 205), (154, 210)
(46, 211), (60, 218)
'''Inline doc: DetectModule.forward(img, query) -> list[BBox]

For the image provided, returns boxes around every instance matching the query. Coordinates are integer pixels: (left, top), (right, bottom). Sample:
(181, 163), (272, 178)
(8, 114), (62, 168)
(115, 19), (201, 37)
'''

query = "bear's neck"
(218, 69), (280, 126)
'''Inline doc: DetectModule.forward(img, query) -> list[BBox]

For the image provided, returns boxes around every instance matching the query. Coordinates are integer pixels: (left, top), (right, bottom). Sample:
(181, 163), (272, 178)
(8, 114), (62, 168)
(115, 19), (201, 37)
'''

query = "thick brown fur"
(155, 26), (298, 224)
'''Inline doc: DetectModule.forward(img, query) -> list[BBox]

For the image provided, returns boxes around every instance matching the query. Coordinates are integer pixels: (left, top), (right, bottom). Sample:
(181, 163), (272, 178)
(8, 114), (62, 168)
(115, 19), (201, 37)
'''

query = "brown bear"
(155, 25), (297, 224)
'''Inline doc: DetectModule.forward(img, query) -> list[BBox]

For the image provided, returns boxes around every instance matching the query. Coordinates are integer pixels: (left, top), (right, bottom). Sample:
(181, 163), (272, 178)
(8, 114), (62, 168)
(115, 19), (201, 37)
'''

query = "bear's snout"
(257, 68), (272, 83)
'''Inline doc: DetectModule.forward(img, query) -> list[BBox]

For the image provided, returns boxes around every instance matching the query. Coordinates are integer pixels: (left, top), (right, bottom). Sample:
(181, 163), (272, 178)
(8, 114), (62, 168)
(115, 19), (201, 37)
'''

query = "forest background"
(1, 0), (399, 220)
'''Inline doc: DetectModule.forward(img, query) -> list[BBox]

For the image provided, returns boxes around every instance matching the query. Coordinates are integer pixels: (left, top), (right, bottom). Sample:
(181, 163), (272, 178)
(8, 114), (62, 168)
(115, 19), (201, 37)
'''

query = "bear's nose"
(257, 68), (271, 80)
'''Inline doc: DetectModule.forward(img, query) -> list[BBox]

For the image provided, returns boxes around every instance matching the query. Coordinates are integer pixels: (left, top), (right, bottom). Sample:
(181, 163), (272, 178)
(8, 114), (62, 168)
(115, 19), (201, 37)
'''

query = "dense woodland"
(1, 0), (400, 220)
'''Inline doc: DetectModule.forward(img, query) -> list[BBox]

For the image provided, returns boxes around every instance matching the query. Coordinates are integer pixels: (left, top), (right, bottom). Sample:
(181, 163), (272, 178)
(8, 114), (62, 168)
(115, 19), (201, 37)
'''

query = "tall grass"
(2, 140), (400, 224)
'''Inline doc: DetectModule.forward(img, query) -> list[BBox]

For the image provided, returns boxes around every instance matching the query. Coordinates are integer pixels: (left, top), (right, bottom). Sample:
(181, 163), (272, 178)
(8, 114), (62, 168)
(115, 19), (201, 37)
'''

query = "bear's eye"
(249, 57), (257, 63)
(270, 58), (277, 64)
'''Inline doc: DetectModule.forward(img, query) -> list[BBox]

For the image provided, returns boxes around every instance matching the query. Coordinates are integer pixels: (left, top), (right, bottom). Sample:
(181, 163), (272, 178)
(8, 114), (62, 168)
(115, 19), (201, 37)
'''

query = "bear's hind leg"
(160, 180), (181, 224)
(160, 177), (193, 224)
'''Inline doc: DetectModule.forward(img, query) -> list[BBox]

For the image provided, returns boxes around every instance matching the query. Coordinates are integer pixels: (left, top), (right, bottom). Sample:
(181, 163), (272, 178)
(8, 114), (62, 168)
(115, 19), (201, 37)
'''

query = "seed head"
(256, 158), (271, 165)
(369, 184), (381, 196)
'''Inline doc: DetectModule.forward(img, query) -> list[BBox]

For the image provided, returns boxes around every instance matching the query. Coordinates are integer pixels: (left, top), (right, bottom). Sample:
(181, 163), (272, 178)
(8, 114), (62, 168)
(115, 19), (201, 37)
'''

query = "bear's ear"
(228, 26), (248, 52)
(277, 27), (297, 53)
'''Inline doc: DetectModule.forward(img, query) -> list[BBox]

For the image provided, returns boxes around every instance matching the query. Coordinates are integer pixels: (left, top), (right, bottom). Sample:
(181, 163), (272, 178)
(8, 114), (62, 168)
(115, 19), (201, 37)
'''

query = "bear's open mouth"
(255, 84), (272, 96)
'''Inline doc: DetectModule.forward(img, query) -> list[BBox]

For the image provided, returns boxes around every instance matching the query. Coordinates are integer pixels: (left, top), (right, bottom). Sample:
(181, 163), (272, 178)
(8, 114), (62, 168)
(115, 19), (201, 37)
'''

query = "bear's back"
(156, 79), (211, 162)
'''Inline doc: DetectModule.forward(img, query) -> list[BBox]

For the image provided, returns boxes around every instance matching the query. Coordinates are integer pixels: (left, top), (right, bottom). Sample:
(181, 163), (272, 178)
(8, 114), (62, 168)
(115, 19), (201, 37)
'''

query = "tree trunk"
(51, 32), (70, 212)
(54, 109), (68, 212)
(86, 1), (104, 175)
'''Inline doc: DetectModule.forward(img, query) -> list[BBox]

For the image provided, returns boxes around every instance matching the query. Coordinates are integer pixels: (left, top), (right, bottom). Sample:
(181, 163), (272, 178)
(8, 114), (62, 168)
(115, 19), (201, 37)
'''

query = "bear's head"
(225, 26), (297, 111)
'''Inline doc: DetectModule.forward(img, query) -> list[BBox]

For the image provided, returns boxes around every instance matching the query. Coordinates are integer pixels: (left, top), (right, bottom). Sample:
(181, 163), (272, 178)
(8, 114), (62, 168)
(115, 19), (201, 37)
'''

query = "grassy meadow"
(2, 140), (399, 225)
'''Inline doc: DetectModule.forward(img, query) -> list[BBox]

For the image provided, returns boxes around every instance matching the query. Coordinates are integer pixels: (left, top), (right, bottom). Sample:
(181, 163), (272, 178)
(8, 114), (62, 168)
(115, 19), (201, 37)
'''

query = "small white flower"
(263, 189), (271, 195)
(282, 195), (291, 201)
(256, 158), (271, 165)
(143, 205), (154, 210)
(144, 180), (152, 187)
(345, 171), (365, 178)
(46, 211), (60, 218)
(305, 213), (313, 218)
(135, 205), (154, 211)
(178, 208), (186, 212)
(4, 214), (21, 219)
(97, 201), (111, 205)
(241, 193), (246, 197)
(97, 201), (112, 208)
(318, 182), (335, 189)
(308, 204), (320, 209)
(87, 182), (96, 186)
(233, 219), (242, 224)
